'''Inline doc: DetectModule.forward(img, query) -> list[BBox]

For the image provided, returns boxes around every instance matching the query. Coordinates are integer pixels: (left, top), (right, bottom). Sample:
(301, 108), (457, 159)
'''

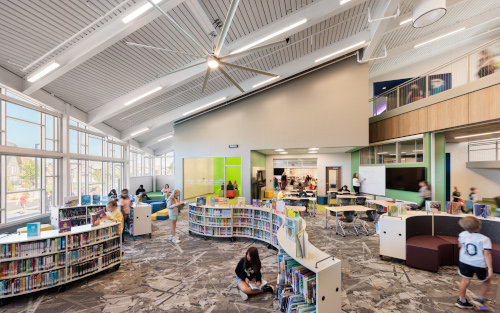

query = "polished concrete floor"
(1, 208), (498, 312)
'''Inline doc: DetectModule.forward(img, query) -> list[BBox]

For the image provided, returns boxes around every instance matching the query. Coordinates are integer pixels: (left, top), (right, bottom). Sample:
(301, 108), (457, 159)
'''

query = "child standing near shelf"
(235, 247), (274, 301)
(166, 189), (183, 244)
(102, 200), (124, 242)
(118, 193), (132, 240)
(455, 216), (494, 310)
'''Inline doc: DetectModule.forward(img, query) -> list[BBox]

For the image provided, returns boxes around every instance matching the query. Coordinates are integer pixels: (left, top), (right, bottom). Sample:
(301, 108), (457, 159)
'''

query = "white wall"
(446, 142), (500, 200)
(156, 175), (175, 192)
(174, 56), (368, 201)
(130, 176), (153, 193)
(265, 153), (351, 195)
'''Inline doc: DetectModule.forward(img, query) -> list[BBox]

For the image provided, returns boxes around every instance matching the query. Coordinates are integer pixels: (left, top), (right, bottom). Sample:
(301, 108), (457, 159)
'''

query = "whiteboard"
(359, 166), (385, 196)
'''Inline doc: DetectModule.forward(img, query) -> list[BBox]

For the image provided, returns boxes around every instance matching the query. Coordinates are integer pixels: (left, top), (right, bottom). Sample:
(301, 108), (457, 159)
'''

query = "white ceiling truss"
(0, 0), (499, 154)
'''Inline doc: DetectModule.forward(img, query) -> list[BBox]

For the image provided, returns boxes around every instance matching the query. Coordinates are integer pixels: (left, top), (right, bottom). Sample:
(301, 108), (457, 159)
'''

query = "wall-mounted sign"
(229, 145), (238, 148)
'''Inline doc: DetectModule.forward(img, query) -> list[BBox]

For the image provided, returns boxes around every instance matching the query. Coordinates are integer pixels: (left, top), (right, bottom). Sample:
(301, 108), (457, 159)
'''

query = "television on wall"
(386, 167), (426, 192)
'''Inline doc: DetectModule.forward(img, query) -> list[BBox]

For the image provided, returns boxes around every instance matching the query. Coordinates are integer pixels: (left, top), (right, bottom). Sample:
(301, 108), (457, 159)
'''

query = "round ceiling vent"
(412, 0), (447, 28)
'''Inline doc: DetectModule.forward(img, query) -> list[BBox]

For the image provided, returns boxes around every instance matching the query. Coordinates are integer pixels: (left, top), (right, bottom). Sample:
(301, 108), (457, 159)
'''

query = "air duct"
(412, 0), (446, 28)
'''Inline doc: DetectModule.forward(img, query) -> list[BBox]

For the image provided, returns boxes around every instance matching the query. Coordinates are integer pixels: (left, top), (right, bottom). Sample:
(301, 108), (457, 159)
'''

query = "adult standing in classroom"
(352, 173), (366, 194)
(281, 171), (287, 190)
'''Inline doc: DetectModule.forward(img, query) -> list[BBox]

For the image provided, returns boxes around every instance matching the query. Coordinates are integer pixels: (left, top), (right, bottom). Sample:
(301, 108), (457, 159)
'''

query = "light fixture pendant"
(412, 0), (446, 28)
(207, 59), (219, 68)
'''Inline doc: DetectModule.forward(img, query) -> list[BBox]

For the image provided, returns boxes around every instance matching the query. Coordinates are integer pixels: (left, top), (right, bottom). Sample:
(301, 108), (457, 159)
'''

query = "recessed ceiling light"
(231, 19), (307, 54)
(182, 97), (226, 116)
(315, 41), (366, 63)
(308, 151), (317, 154)
(131, 128), (150, 136)
(280, 152), (288, 154)
(275, 149), (285, 152)
(158, 135), (173, 142)
(124, 87), (162, 106)
(414, 28), (465, 48)
(27, 60), (60, 82)
(399, 18), (412, 25)
(455, 131), (500, 139)
(253, 76), (279, 88)
(122, 0), (162, 23)
(382, 87), (386, 90)
(308, 148), (319, 150)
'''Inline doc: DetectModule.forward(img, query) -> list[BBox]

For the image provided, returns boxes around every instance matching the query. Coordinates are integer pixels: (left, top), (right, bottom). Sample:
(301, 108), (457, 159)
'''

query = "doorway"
(326, 167), (341, 191)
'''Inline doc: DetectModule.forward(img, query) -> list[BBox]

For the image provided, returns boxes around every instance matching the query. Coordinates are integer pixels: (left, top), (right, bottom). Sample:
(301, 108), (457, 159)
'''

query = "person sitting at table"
(339, 185), (350, 193)
(277, 189), (285, 200)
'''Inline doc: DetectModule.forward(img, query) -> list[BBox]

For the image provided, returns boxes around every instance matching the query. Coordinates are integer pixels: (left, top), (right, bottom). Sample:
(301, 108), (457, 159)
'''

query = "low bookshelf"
(0, 222), (121, 298)
(50, 205), (106, 229)
(188, 204), (284, 248)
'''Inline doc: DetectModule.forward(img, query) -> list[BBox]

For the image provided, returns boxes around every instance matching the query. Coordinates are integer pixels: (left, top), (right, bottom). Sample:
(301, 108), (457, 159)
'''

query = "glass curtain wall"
(70, 160), (123, 200)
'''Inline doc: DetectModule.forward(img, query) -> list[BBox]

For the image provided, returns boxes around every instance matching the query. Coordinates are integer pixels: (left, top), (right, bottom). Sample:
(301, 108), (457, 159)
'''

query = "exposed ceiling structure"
(256, 147), (356, 155)
(1, 0), (499, 155)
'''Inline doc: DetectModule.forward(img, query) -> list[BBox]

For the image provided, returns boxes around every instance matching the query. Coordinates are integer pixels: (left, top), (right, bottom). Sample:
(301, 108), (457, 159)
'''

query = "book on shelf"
(59, 220), (72, 233)
(266, 200), (271, 208)
(92, 195), (101, 205)
(425, 201), (441, 214)
(209, 197), (215, 206)
(446, 201), (461, 215)
(27, 222), (41, 237)
(296, 230), (308, 259)
(196, 196), (206, 206)
(474, 204), (491, 218)
(238, 197), (246, 206)
(396, 202), (407, 215)
(63, 196), (78, 207)
(249, 278), (268, 290)
(252, 199), (257, 207)
(101, 196), (109, 204)
(81, 195), (91, 205)
(258, 200), (263, 207)
(286, 217), (302, 243)
(91, 209), (106, 227)
(276, 201), (285, 215)
(387, 205), (398, 217)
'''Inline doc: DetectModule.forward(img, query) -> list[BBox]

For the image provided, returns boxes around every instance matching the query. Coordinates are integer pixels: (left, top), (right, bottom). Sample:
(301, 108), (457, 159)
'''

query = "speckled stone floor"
(1, 208), (498, 312)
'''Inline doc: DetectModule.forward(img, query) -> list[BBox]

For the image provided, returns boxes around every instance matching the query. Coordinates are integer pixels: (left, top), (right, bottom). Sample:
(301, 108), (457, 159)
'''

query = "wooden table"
(336, 194), (373, 205)
(282, 196), (317, 216)
(325, 205), (374, 236)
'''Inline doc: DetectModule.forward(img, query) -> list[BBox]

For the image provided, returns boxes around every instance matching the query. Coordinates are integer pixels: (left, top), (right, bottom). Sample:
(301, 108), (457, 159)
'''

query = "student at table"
(352, 173), (366, 194)
(339, 185), (350, 193)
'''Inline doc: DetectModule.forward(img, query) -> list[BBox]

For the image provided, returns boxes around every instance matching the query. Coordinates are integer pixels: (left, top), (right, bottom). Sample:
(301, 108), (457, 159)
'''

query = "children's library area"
(1, 0), (500, 311)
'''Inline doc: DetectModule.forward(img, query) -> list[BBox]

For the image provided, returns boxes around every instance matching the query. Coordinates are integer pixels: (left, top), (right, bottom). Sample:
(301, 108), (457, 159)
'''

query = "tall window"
(70, 160), (123, 199)
(155, 152), (174, 175)
(130, 149), (153, 177)
(359, 137), (425, 165)
(69, 119), (124, 158)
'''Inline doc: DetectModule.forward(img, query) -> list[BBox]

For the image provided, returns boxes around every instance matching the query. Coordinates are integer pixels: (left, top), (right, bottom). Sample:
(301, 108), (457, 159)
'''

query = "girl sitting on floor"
(235, 247), (274, 301)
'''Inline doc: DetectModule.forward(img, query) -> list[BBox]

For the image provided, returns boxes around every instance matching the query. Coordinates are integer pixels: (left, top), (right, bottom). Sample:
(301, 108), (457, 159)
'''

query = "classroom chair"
(339, 211), (358, 236)
(340, 197), (351, 206)
(360, 209), (377, 234)
(355, 197), (366, 206)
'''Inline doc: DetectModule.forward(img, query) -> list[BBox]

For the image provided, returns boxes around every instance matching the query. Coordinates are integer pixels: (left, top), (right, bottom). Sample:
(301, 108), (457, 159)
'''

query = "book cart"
(127, 203), (152, 240)
(188, 204), (284, 248)
(50, 204), (106, 229)
(0, 222), (121, 301)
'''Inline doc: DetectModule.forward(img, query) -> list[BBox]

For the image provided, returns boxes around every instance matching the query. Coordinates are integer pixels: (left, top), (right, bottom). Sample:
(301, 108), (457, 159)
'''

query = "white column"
(61, 103), (71, 203)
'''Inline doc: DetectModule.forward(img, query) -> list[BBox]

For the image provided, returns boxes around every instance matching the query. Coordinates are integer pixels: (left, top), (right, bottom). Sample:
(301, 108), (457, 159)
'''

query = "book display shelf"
(188, 204), (284, 248)
(0, 222), (121, 299)
(50, 205), (106, 229)
(277, 221), (342, 312)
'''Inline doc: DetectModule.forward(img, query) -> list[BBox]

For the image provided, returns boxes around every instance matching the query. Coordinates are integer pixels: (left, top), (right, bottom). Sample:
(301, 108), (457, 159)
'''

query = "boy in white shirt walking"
(456, 216), (493, 310)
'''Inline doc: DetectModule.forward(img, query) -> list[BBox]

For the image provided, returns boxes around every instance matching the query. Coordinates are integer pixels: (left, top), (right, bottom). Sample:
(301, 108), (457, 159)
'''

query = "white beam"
(121, 32), (369, 140)
(22, 0), (186, 95)
(140, 131), (174, 148)
(361, 0), (399, 61)
(154, 143), (175, 156)
(88, 0), (364, 126)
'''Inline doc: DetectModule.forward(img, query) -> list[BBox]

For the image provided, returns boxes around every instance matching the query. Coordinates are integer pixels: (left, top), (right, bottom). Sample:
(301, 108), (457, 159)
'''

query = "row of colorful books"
(0, 268), (65, 296)
(1, 238), (66, 259)
(255, 211), (271, 221)
(67, 225), (118, 249)
(205, 208), (232, 217)
(67, 238), (120, 264)
(189, 222), (205, 234)
(189, 215), (204, 224)
(205, 227), (231, 236)
(232, 227), (252, 236)
(0, 253), (66, 278)
(206, 218), (232, 227)
(254, 220), (271, 230)
(234, 218), (253, 227)
(233, 209), (252, 217)
(277, 252), (316, 312)
(254, 229), (270, 241)
(387, 201), (493, 217)
(67, 251), (120, 280)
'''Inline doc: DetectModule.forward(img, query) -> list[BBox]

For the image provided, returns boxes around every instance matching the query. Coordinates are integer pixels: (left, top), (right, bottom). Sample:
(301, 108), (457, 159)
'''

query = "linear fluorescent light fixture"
(158, 135), (173, 142)
(308, 148), (319, 151)
(131, 128), (149, 136)
(182, 97), (226, 116)
(414, 27), (465, 48)
(455, 131), (500, 139)
(122, 0), (162, 23)
(124, 87), (162, 106)
(340, 0), (352, 4)
(27, 60), (60, 82)
(308, 151), (317, 154)
(253, 76), (280, 88)
(377, 152), (388, 155)
(231, 19), (307, 54)
(315, 41), (366, 63)
(275, 149), (285, 152)
(280, 152), (288, 154)
(400, 18), (412, 25)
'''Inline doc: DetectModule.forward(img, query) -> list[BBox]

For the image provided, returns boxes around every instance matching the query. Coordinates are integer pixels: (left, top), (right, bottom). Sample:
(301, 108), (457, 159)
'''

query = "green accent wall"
(226, 157), (242, 166)
(226, 166), (241, 188)
(213, 158), (224, 193)
(351, 151), (359, 190)
(435, 133), (446, 205)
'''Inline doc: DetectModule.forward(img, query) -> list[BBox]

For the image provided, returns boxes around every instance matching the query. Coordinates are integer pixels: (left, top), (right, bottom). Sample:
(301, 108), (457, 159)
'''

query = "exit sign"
(229, 145), (238, 148)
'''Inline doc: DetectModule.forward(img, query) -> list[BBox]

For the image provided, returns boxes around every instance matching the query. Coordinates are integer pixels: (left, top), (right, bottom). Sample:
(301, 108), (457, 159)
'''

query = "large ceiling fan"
(125, 0), (288, 93)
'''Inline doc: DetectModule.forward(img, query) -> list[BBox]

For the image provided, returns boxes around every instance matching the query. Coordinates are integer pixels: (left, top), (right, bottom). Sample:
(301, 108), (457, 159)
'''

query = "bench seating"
(406, 236), (454, 272)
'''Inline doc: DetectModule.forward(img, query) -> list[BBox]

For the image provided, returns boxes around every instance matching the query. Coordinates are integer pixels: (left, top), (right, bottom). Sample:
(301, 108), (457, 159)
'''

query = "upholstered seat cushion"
(406, 236), (454, 272)
(491, 242), (500, 274)
(435, 235), (459, 265)
(150, 202), (166, 213)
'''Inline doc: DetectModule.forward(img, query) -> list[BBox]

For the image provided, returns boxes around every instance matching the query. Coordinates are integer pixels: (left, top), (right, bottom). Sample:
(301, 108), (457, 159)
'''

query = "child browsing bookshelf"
(101, 200), (124, 242)
(235, 247), (274, 301)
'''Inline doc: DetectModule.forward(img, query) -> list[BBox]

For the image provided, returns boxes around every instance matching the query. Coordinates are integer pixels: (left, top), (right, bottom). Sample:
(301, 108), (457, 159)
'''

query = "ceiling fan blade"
(201, 67), (211, 93)
(219, 38), (288, 61)
(125, 42), (207, 59)
(218, 66), (244, 93)
(147, 0), (211, 56)
(219, 61), (278, 77)
(157, 61), (207, 78)
(214, 0), (240, 57)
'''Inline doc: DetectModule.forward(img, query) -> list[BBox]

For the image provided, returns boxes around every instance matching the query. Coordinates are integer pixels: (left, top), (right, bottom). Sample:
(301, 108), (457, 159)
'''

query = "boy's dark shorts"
(459, 262), (488, 282)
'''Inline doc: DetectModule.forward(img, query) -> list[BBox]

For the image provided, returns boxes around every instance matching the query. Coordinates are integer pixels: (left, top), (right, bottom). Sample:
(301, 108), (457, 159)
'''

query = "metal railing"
(371, 35), (500, 116)
(468, 139), (500, 162)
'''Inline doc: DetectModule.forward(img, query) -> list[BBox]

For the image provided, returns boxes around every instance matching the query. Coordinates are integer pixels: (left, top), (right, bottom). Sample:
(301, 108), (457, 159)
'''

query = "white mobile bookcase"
(0, 222), (121, 299)
(50, 204), (107, 229)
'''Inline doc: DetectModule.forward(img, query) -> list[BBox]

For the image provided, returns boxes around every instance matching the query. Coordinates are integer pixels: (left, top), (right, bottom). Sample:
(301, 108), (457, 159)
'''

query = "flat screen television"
(386, 167), (426, 192)
(274, 168), (284, 176)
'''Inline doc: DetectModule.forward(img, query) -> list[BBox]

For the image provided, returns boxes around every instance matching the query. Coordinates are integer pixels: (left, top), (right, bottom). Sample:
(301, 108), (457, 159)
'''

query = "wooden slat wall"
(427, 95), (468, 131)
(399, 107), (428, 136)
(469, 84), (500, 124)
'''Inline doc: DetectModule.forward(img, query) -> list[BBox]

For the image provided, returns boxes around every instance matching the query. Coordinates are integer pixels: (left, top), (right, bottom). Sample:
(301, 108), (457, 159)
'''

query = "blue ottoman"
(150, 202), (166, 213)
(157, 215), (169, 220)
(317, 195), (328, 205)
